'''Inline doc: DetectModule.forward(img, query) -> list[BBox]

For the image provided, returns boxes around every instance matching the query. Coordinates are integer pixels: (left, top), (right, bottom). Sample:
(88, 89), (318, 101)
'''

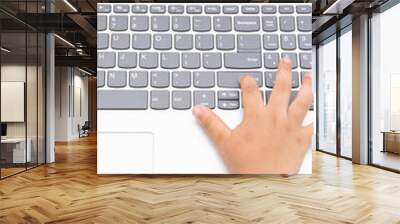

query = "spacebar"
(98, 90), (148, 109)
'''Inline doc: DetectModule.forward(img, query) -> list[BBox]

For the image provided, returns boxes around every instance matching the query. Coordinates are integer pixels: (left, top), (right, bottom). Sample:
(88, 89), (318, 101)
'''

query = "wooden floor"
(1, 135), (400, 224)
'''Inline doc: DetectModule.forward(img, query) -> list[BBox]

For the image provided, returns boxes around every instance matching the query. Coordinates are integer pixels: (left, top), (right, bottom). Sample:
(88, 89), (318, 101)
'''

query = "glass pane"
(317, 37), (337, 154)
(38, 32), (45, 165)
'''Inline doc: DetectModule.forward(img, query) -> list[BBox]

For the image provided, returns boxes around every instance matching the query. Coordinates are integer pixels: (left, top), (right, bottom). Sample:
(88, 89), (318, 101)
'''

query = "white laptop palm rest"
(97, 3), (314, 174)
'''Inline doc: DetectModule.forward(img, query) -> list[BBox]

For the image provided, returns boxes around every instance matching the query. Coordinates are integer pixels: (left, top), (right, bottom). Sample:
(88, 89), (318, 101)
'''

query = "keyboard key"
(111, 34), (130, 49)
(195, 34), (214, 50)
(238, 34), (261, 53)
(216, 34), (235, 50)
(187, 5), (202, 14)
(172, 91), (191, 110)
(218, 100), (240, 110)
(175, 34), (193, 50)
(234, 16), (260, 32)
(139, 52), (158, 69)
(110, 16), (128, 31)
(213, 16), (232, 32)
(129, 71), (148, 88)
(289, 91), (298, 104)
(265, 90), (272, 104)
(132, 34), (151, 50)
(217, 71), (262, 88)
(262, 5), (276, 14)
(108, 71), (127, 88)
(205, 5), (220, 14)
(242, 5), (259, 14)
(262, 16), (278, 32)
(279, 5), (294, 14)
(114, 4), (129, 13)
(182, 53), (201, 69)
(98, 52), (115, 68)
(223, 5), (238, 14)
(97, 33), (109, 49)
(118, 52), (137, 68)
(97, 71), (105, 87)
(168, 5), (184, 14)
(281, 53), (297, 69)
(224, 53), (262, 69)
(172, 16), (190, 31)
(263, 34), (279, 50)
(161, 52), (179, 69)
(151, 90), (170, 110)
(193, 16), (211, 32)
(98, 4), (111, 13)
(265, 71), (299, 88)
(151, 16), (169, 31)
(299, 53), (312, 69)
(194, 91), (215, 109)
(203, 53), (222, 69)
(150, 5), (166, 13)
(281, 34), (296, 50)
(193, 71), (215, 88)
(153, 34), (172, 50)
(280, 16), (295, 32)
(98, 90), (148, 109)
(218, 91), (239, 100)
(264, 52), (279, 69)
(172, 72), (191, 88)
(151, 71), (169, 88)
(97, 16), (107, 31)
(297, 16), (312, 32)
(296, 5), (312, 14)
(298, 34), (312, 50)
(131, 16), (149, 31)
(132, 5), (147, 13)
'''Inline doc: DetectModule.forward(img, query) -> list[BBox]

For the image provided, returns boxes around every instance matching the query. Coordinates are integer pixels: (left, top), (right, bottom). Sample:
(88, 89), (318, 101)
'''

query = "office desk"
(382, 131), (400, 154)
(1, 138), (31, 163)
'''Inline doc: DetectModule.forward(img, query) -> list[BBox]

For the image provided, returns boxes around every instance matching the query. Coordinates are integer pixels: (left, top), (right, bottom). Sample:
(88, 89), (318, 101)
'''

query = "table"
(381, 131), (400, 154)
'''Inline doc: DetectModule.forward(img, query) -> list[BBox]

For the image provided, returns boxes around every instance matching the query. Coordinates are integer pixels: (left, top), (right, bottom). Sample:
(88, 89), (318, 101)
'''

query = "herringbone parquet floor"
(0, 135), (400, 224)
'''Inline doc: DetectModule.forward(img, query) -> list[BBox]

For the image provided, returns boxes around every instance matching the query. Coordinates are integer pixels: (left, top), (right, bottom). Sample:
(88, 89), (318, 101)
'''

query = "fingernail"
(282, 56), (291, 64)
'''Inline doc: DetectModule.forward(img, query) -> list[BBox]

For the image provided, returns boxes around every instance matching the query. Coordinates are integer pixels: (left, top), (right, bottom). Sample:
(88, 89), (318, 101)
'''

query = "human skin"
(192, 58), (314, 174)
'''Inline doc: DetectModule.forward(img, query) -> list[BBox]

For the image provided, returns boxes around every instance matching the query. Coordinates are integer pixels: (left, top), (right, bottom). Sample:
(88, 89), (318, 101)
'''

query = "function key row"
(98, 4), (312, 15)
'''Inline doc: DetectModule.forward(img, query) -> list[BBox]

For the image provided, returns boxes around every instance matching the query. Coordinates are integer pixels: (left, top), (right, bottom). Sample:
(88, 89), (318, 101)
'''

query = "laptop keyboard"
(97, 3), (312, 110)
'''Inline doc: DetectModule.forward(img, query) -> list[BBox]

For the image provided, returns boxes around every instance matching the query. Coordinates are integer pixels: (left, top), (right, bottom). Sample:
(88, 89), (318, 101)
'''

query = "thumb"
(192, 105), (231, 146)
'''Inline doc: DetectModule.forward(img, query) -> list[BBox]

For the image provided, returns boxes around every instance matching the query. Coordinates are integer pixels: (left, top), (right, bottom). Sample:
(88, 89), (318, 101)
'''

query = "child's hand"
(192, 58), (314, 174)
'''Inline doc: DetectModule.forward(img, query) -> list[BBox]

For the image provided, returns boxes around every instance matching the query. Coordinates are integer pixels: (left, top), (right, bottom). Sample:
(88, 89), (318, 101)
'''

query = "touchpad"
(97, 132), (154, 174)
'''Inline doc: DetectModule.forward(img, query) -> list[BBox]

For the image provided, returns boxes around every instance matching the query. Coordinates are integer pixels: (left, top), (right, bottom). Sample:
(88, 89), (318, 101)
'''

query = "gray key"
(129, 71), (148, 88)
(161, 52), (179, 69)
(263, 34), (279, 50)
(97, 71), (105, 88)
(265, 90), (272, 104)
(242, 5), (259, 14)
(205, 5), (220, 14)
(195, 34), (214, 50)
(182, 53), (201, 69)
(109, 16), (128, 31)
(132, 5), (148, 13)
(299, 53), (312, 69)
(281, 34), (296, 50)
(214, 16), (232, 32)
(151, 16), (169, 31)
(218, 91), (239, 100)
(193, 71), (215, 88)
(151, 71), (169, 88)
(187, 5), (202, 14)
(238, 34), (261, 53)
(265, 71), (299, 88)
(150, 5), (166, 14)
(98, 52), (115, 68)
(97, 16), (107, 31)
(234, 16), (260, 32)
(97, 33), (109, 49)
(153, 34), (172, 50)
(172, 72), (191, 88)
(292, 72), (300, 88)
(172, 91), (191, 110)
(262, 5), (276, 14)
(281, 53), (298, 69)
(168, 5), (184, 14)
(111, 34), (130, 49)
(223, 5), (238, 14)
(297, 16), (312, 32)
(98, 90), (148, 110)
(216, 34), (235, 50)
(262, 16), (278, 32)
(139, 52), (158, 69)
(131, 16), (149, 31)
(217, 71), (262, 88)
(114, 5), (129, 13)
(175, 34), (193, 50)
(132, 34), (151, 50)
(151, 91), (169, 110)
(280, 16), (295, 32)
(203, 53), (222, 69)
(224, 53), (261, 69)
(296, 5), (312, 14)
(289, 91), (298, 104)
(172, 16), (190, 32)
(193, 16), (211, 32)
(219, 100), (240, 110)
(298, 34), (312, 50)
(279, 5), (294, 14)
(264, 53), (279, 69)
(108, 71), (127, 88)
(118, 52), (137, 68)
(194, 91), (215, 109)
(98, 4), (111, 13)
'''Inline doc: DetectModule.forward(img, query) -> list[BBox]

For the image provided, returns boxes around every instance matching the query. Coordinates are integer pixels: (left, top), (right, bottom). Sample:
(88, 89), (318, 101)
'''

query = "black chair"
(79, 121), (90, 138)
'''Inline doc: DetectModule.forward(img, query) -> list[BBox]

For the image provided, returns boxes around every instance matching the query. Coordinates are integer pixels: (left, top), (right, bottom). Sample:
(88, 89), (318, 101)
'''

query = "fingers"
(240, 76), (263, 118)
(302, 123), (314, 147)
(268, 57), (293, 114)
(288, 72), (313, 126)
(192, 105), (232, 146)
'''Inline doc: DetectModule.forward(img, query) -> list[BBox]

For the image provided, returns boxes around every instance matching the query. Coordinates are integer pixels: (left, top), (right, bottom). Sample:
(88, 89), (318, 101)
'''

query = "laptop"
(97, 3), (314, 174)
